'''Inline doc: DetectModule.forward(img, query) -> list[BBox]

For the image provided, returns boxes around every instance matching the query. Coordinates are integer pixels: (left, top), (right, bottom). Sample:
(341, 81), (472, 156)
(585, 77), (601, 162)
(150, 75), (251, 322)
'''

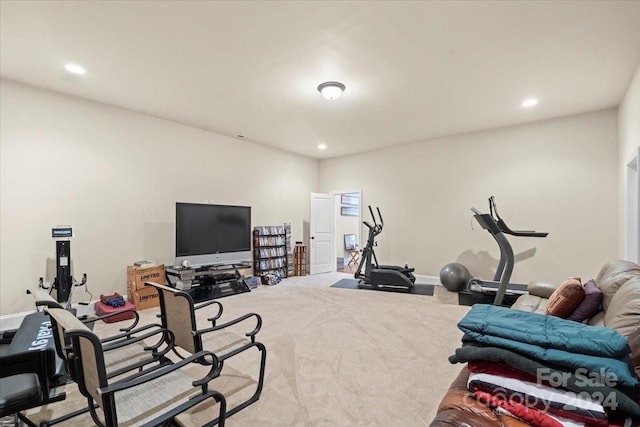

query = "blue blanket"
(458, 304), (638, 388)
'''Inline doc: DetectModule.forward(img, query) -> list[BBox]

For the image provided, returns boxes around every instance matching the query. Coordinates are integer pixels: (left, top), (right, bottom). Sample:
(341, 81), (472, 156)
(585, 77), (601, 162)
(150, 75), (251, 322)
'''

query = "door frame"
(331, 189), (363, 270)
(626, 148), (640, 263)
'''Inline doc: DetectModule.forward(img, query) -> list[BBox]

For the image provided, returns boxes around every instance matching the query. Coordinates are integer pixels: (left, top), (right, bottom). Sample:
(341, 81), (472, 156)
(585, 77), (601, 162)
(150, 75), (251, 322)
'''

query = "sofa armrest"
(527, 282), (558, 299)
(431, 367), (530, 427)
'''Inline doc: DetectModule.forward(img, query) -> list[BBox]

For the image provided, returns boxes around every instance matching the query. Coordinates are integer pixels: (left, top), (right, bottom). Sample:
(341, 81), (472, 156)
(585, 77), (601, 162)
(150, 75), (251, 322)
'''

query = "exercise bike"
(468, 196), (548, 306)
(355, 206), (416, 292)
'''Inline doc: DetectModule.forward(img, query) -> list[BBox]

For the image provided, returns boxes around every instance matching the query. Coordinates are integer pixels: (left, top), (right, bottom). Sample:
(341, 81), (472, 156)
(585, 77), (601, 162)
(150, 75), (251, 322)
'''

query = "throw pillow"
(545, 277), (585, 318)
(567, 279), (603, 322)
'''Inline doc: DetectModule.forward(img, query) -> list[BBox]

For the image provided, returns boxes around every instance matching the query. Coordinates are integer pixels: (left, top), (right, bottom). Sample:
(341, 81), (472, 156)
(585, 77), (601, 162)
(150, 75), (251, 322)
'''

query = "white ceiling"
(1, 1), (640, 159)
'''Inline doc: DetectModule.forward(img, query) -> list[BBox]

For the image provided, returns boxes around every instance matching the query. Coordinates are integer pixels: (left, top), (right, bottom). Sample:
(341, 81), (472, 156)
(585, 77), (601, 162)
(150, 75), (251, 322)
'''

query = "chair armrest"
(196, 300), (224, 323)
(199, 312), (262, 342)
(101, 350), (219, 395)
(99, 323), (160, 343)
(101, 327), (173, 355)
(82, 309), (141, 332)
(27, 289), (64, 309)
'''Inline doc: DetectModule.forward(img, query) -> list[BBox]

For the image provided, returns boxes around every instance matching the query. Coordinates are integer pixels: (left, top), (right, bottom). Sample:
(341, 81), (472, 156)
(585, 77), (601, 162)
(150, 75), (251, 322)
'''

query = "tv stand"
(165, 262), (252, 303)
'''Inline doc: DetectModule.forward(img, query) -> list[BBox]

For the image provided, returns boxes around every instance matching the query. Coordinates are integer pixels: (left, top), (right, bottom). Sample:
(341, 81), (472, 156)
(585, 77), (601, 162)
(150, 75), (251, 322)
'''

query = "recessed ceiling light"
(65, 64), (86, 75)
(317, 81), (346, 100)
(317, 143), (327, 150)
(521, 98), (538, 108)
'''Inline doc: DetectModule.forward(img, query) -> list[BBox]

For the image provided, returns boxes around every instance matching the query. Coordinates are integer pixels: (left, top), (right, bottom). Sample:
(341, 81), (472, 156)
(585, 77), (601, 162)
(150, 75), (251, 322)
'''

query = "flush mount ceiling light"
(64, 63), (86, 75)
(317, 143), (327, 150)
(521, 98), (538, 108)
(317, 81), (346, 100)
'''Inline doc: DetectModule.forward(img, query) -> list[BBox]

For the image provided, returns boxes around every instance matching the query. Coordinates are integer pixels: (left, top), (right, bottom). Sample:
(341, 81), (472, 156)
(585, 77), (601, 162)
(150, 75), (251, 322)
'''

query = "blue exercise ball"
(439, 263), (471, 292)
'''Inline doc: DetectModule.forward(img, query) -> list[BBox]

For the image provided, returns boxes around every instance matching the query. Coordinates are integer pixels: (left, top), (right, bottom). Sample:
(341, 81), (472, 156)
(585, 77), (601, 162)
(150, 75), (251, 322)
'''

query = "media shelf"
(165, 262), (252, 303)
(253, 225), (288, 284)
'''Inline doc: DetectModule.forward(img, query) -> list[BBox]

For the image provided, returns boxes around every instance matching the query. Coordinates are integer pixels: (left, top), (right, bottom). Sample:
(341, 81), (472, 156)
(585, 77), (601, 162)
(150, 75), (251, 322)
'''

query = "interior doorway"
(332, 190), (362, 273)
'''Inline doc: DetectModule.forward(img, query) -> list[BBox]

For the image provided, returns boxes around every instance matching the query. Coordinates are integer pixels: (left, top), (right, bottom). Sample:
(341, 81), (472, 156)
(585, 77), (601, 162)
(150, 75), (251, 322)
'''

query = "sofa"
(430, 259), (640, 427)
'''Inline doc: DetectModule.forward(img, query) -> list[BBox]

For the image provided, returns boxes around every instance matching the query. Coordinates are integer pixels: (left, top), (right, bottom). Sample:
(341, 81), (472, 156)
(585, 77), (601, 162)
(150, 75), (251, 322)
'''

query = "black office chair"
(0, 347), (66, 427)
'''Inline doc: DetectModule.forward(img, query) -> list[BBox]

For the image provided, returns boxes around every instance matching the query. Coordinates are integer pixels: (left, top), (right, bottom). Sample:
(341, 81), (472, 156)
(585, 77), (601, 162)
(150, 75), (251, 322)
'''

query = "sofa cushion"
(596, 259), (640, 311)
(588, 311), (605, 327)
(544, 278), (585, 318)
(603, 277), (640, 337)
(567, 279), (603, 322)
(511, 294), (547, 314)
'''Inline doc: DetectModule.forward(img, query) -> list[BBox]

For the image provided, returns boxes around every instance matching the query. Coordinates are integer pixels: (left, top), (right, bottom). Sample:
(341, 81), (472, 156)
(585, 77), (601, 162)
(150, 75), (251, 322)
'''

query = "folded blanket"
(457, 305), (638, 388)
(450, 344), (640, 418)
(475, 390), (586, 427)
(468, 372), (607, 426)
(458, 305), (630, 358)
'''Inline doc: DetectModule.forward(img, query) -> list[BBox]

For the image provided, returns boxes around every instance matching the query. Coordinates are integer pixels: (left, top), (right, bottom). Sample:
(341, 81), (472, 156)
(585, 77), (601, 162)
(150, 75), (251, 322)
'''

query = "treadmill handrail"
(496, 219), (548, 237)
(488, 197), (548, 238)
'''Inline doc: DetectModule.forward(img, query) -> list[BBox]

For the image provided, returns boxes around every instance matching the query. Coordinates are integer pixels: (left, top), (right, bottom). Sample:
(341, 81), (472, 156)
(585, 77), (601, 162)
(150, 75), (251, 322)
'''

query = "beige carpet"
(23, 272), (470, 426)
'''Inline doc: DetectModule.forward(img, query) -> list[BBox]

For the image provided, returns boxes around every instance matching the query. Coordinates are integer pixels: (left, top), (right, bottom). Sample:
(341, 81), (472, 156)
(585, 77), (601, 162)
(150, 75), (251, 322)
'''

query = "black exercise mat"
(330, 278), (434, 296)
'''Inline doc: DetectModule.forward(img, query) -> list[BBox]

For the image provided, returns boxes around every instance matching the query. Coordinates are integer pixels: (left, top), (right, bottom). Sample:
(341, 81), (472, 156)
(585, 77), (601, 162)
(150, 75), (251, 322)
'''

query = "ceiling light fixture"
(521, 98), (538, 108)
(317, 81), (346, 100)
(317, 143), (327, 150)
(65, 63), (86, 75)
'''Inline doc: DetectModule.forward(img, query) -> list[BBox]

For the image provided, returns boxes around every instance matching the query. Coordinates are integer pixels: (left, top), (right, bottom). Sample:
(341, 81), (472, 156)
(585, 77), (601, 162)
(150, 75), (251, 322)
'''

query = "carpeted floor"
(23, 272), (469, 426)
(330, 278), (435, 296)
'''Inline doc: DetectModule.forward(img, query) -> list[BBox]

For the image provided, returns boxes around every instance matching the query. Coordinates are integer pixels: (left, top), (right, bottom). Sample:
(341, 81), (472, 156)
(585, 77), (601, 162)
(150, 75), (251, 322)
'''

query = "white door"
(310, 193), (334, 274)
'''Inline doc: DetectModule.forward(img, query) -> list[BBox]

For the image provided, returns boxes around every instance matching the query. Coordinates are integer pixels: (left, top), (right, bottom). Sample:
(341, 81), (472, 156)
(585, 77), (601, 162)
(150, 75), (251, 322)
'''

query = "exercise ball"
(439, 263), (471, 292)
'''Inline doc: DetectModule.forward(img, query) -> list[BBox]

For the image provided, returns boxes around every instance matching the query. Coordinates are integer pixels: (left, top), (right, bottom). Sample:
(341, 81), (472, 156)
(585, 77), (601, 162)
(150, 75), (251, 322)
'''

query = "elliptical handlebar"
(368, 206), (377, 226)
(376, 207), (384, 226)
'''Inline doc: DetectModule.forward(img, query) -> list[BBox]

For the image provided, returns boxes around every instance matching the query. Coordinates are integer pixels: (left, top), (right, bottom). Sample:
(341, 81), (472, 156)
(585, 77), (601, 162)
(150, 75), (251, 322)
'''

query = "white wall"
(0, 79), (319, 315)
(618, 64), (640, 259)
(320, 109), (619, 285)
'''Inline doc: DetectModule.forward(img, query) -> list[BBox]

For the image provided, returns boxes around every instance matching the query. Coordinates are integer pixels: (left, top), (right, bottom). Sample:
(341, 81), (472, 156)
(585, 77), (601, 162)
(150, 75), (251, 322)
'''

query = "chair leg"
(222, 342), (267, 420)
(13, 412), (37, 427)
(202, 390), (226, 427)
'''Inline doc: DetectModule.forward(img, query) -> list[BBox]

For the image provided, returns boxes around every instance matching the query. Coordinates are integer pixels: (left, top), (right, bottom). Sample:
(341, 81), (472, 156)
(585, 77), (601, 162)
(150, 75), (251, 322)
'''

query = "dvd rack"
(285, 223), (294, 276)
(253, 225), (288, 284)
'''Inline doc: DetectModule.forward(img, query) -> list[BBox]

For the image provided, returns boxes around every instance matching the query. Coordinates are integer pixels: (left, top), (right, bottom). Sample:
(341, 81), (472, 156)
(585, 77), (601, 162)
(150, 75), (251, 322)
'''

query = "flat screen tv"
(175, 203), (251, 267)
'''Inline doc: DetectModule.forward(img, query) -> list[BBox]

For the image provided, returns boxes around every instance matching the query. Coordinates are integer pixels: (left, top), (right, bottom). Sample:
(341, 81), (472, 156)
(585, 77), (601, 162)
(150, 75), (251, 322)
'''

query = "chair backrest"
(47, 308), (107, 405)
(146, 282), (199, 354)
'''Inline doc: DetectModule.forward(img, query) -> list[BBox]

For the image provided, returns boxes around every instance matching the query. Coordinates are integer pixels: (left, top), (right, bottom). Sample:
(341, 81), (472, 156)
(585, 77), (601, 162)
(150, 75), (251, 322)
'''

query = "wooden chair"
(145, 281), (266, 420)
(47, 308), (227, 427)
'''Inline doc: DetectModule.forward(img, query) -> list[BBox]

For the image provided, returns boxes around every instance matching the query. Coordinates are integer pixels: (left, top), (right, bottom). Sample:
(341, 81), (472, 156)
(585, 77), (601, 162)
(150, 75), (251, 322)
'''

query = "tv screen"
(175, 203), (251, 266)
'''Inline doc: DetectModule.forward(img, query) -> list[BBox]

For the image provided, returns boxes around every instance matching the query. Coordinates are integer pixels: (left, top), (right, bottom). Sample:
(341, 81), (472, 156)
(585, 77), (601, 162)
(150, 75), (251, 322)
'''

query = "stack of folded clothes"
(449, 304), (640, 427)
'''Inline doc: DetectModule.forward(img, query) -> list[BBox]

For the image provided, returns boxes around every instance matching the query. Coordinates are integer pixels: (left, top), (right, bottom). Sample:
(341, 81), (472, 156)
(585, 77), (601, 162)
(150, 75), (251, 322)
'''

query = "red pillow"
(545, 278), (586, 318)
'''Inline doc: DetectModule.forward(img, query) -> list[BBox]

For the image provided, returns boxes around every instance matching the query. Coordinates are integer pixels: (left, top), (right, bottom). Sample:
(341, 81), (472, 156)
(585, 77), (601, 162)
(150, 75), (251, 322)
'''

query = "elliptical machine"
(355, 206), (416, 292)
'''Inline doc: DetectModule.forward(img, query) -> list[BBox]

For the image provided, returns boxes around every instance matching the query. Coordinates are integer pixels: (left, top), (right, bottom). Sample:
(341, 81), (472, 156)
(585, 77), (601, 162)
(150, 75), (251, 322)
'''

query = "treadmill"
(468, 197), (548, 306)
